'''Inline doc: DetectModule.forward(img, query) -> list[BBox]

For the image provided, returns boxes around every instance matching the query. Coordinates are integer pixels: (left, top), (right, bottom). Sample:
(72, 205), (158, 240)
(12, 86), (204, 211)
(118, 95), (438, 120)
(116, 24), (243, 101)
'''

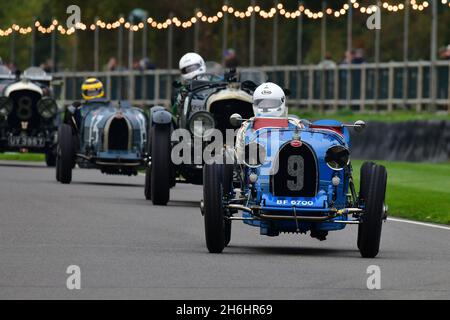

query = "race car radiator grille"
(106, 117), (131, 151)
(7, 90), (42, 130)
(270, 142), (318, 198)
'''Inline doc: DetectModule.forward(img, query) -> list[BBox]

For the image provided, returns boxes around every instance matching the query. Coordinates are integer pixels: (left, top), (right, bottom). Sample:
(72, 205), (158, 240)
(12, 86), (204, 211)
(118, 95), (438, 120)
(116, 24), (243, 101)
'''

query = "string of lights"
(0, 1), (447, 37)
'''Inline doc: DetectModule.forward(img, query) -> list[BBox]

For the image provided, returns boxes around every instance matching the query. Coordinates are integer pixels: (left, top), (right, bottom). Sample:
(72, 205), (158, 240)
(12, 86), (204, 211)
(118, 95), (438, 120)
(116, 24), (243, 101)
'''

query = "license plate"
(8, 135), (45, 147)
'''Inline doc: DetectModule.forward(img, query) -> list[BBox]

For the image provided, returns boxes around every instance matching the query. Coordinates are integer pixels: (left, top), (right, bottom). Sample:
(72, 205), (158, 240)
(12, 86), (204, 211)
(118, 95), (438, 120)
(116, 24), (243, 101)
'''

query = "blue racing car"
(201, 83), (388, 258)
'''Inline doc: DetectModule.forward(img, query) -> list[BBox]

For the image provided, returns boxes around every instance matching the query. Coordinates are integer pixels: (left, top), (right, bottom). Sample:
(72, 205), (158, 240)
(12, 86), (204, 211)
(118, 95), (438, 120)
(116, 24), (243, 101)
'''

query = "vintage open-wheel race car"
(145, 69), (266, 206)
(0, 66), (59, 166)
(202, 114), (388, 258)
(56, 99), (149, 184)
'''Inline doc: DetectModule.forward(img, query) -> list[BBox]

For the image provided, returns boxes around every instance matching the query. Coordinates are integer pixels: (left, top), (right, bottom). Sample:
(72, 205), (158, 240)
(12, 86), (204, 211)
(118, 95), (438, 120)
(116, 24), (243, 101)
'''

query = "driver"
(179, 52), (207, 82)
(172, 52), (207, 118)
(236, 82), (303, 160)
(81, 77), (105, 102)
(252, 82), (287, 119)
(66, 78), (107, 129)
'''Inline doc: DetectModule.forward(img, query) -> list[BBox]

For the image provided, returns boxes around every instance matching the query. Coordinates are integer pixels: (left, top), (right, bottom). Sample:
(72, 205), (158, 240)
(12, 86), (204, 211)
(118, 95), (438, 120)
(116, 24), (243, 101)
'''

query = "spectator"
(340, 49), (354, 65)
(224, 48), (240, 69)
(139, 57), (156, 70)
(7, 62), (17, 73)
(444, 45), (450, 60)
(352, 48), (365, 64)
(40, 58), (54, 73)
(105, 57), (118, 71)
(132, 60), (141, 70)
(318, 53), (336, 68)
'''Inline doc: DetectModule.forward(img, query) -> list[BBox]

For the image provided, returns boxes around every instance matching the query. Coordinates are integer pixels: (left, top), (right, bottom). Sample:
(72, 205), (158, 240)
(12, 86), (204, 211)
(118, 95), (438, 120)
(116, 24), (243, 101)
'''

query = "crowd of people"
(318, 48), (366, 68)
(1, 43), (449, 74)
(103, 56), (156, 72)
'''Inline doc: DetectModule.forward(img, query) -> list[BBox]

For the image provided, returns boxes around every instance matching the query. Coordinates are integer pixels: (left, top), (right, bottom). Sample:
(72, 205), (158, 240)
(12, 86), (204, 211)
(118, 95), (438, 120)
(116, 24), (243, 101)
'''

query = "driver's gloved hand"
(67, 101), (82, 114)
(67, 105), (77, 114)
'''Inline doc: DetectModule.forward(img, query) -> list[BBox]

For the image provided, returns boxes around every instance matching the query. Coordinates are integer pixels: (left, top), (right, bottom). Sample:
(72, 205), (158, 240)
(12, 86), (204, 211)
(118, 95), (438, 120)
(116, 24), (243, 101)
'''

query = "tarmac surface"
(0, 161), (448, 299)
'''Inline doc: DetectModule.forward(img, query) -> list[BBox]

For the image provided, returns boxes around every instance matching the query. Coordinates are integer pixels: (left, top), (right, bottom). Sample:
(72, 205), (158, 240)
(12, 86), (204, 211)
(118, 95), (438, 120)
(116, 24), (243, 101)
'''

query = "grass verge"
(352, 160), (450, 225)
(290, 110), (450, 123)
(0, 153), (45, 162)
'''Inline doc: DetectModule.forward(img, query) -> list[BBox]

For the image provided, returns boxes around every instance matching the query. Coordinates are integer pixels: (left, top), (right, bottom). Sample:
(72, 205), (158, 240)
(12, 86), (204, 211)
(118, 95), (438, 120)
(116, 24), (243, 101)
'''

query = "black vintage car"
(145, 69), (264, 205)
(0, 66), (59, 166)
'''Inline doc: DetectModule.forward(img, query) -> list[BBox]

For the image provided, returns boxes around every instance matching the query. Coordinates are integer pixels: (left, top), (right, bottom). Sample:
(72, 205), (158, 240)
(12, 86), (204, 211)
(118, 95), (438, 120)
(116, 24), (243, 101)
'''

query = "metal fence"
(54, 60), (450, 112)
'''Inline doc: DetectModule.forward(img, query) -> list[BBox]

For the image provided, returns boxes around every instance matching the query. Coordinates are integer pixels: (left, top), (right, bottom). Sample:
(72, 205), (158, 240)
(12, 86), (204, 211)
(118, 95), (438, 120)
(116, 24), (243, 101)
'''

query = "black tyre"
(150, 125), (171, 205)
(56, 124), (74, 184)
(203, 163), (227, 253)
(358, 164), (387, 258)
(224, 220), (232, 247)
(56, 156), (60, 182)
(45, 147), (57, 167)
(357, 161), (376, 249)
(144, 165), (151, 200)
(222, 162), (233, 247)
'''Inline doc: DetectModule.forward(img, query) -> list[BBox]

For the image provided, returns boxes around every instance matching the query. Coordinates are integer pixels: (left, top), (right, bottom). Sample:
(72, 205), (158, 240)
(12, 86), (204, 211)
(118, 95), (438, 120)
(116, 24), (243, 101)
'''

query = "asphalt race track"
(0, 161), (449, 300)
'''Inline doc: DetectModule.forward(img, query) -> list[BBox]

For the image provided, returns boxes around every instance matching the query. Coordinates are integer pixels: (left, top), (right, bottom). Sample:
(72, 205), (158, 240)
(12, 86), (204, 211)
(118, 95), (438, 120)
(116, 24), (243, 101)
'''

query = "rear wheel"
(150, 125), (171, 205)
(45, 147), (57, 167)
(56, 124), (74, 184)
(55, 156), (60, 182)
(224, 220), (232, 247)
(358, 164), (387, 258)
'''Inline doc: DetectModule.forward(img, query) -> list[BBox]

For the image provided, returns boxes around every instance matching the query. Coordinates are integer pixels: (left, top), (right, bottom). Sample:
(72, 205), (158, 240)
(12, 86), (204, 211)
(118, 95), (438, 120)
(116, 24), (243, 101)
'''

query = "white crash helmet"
(252, 82), (287, 118)
(179, 52), (206, 81)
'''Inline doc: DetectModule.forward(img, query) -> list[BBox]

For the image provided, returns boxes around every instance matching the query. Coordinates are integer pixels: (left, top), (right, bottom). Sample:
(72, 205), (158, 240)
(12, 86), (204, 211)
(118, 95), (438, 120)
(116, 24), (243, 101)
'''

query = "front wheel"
(56, 124), (74, 184)
(358, 164), (387, 258)
(203, 163), (229, 253)
(144, 165), (151, 200)
(357, 161), (376, 250)
(150, 125), (171, 205)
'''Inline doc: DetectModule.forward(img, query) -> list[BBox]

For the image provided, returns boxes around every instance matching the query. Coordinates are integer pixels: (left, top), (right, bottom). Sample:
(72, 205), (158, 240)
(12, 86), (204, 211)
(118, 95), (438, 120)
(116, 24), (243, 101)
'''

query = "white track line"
(387, 217), (450, 231)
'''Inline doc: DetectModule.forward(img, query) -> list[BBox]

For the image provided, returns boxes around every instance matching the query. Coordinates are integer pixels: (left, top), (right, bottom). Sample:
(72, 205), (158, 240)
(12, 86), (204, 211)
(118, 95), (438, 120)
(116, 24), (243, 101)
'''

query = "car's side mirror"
(283, 88), (291, 97)
(172, 80), (182, 89)
(353, 120), (366, 133)
(229, 113), (243, 127)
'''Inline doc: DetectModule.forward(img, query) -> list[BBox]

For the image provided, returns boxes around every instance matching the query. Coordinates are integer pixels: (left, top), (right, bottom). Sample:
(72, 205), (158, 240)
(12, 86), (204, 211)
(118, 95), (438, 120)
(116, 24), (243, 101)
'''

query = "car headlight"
(0, 97), (13, 116)
(325, 145), (350, 170)
(37, 97), (58, 119)
(243, 142), (266, 168)
(188, 111), (215, 139)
